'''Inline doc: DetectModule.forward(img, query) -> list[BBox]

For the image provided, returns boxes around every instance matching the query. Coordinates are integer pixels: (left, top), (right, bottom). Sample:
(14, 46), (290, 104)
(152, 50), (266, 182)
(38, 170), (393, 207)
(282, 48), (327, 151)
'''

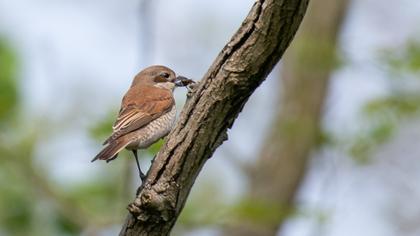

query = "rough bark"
(225, 0), (350, 235)
(119, 0), (309, 235)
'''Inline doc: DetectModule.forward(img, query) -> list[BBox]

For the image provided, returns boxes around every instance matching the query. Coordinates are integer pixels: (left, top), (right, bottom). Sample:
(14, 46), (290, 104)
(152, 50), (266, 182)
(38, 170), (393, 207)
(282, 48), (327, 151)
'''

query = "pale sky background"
(0, 0), (420, 235)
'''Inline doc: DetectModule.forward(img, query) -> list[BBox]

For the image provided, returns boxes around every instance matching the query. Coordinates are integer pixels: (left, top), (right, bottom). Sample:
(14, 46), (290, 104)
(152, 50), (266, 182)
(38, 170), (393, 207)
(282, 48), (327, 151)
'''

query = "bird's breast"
(126, 105), (176, 150)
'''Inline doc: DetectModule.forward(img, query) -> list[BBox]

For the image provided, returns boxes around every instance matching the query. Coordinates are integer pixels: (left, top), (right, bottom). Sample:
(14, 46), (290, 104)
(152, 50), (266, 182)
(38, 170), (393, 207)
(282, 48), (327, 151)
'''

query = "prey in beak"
(174, 76), (195, 87)
(175, 76), (197, 96)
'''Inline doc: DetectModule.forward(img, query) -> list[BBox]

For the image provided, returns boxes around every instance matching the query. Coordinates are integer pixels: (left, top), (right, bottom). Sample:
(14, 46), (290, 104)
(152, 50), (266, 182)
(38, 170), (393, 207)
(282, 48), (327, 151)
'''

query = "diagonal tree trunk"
(118, 0), (310, 235)
(225, 0), (350, 235)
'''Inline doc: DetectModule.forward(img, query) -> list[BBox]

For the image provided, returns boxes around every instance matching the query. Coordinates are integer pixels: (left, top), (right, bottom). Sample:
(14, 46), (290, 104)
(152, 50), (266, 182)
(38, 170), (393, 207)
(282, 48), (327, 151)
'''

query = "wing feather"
(103, 85), (174, 145)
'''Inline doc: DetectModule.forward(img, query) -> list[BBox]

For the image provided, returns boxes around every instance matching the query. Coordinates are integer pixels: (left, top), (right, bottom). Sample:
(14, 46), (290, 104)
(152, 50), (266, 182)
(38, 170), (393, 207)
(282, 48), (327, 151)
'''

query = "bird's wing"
(103, 85), (174, 144)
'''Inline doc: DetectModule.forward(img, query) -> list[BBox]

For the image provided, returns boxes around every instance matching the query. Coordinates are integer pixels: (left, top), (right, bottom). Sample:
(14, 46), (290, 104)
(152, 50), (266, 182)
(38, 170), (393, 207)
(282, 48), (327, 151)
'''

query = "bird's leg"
(132, 150), (146, 181)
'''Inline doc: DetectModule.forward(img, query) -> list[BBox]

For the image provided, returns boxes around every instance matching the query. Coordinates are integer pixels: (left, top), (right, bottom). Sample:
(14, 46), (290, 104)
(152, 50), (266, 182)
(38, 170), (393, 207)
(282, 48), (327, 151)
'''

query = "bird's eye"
(160, 72), (170, 78)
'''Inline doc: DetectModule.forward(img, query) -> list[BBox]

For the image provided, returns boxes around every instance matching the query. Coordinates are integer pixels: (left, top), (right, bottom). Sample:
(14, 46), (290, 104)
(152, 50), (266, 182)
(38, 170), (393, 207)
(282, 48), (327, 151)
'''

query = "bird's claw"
(186, 81), (198, 98)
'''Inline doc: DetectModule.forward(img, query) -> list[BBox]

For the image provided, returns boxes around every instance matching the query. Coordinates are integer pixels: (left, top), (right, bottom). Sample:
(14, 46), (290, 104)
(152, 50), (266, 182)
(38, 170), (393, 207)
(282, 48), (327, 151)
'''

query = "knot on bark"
(127, 182), (176, 223)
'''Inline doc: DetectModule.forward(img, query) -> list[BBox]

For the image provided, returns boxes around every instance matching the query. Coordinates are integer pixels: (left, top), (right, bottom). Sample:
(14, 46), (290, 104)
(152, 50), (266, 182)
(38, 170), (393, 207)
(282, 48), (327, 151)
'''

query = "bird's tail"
(91, 138), (129, 163)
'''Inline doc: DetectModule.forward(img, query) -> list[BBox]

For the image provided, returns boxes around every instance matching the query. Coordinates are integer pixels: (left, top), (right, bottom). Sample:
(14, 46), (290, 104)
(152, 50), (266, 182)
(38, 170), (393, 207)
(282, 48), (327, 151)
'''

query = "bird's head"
(131, 65), (193, 90)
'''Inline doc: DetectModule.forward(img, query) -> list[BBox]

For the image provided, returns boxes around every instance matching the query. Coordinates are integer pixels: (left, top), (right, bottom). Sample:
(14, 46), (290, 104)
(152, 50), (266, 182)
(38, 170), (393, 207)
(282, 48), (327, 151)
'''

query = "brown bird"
(91, 65), (193, 180)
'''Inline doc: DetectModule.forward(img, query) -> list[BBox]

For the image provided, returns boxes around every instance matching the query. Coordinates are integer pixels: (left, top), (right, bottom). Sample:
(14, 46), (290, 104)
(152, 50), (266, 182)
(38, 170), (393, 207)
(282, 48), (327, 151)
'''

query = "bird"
(91, 65), (193, 180)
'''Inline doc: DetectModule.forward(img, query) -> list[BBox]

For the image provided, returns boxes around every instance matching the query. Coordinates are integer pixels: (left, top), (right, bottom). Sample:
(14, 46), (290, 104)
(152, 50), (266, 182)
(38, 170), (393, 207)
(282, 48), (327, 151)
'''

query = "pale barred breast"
(125, 105), (176, 150)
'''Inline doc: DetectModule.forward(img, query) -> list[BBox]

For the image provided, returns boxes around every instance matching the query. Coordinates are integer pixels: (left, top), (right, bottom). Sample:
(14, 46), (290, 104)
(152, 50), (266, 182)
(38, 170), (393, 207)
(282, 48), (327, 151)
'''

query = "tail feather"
(91, 139), (129, 162)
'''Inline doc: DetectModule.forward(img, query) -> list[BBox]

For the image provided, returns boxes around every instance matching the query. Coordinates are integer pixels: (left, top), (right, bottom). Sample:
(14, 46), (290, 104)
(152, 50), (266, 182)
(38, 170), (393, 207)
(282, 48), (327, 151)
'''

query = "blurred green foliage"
(0, 38), (133, 236)
(382, 40), (420, 74)
(177, 184), (291, 230)
(177, 181), (224, 228)
(365, 94), (420, 117)
(229, 199), (289, 226)
(89, 110), (116, 141)
(350, 40), (420, 162)
(0, 38), (19, 124)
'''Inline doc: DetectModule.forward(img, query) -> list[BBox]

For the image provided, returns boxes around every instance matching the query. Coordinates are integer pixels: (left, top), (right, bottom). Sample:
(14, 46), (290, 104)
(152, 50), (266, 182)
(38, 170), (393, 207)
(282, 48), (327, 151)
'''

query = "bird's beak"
(174, 76), (195, 87)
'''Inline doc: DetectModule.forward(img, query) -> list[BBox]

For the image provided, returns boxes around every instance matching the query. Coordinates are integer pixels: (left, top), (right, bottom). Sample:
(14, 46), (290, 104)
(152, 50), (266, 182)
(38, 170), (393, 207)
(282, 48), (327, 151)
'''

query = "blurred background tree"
(223, 0), (350, 235)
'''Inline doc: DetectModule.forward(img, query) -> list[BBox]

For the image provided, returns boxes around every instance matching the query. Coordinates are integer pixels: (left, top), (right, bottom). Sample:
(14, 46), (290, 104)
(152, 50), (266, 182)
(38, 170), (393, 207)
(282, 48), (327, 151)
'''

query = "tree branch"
(119, 0), (309, 235)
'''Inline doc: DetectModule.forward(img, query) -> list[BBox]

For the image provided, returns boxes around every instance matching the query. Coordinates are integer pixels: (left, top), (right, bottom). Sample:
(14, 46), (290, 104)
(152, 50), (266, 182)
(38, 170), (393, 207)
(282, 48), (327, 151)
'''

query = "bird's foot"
(186, 81), (198, 98)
